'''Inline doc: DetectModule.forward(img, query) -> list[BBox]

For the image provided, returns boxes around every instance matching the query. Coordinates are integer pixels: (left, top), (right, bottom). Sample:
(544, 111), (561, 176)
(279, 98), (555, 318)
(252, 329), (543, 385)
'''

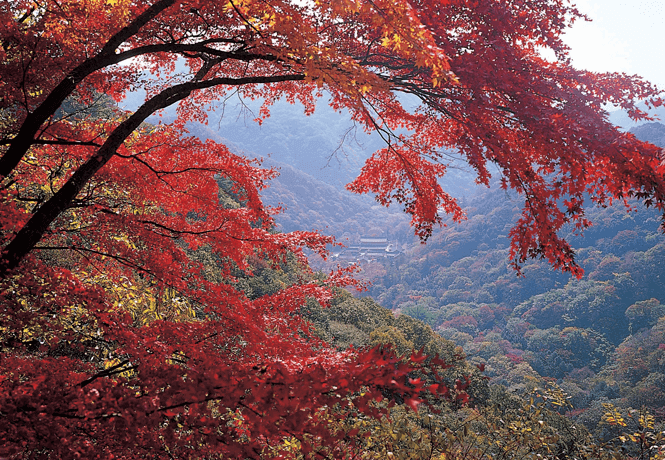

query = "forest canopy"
(1, 0), (664, 458)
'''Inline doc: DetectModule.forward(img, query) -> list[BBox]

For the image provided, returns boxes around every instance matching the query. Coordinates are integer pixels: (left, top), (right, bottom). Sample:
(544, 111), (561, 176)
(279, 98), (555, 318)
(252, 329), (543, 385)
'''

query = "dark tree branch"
(0, 73), (306, 278)
(0, 0), (177, 177)
(78, 359), (133, 387)
(116, 151), (222, 177)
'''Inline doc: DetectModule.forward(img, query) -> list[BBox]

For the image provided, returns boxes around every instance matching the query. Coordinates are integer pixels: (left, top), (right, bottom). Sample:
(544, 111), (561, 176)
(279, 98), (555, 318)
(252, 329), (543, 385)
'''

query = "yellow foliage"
(602, 403), (627, 427)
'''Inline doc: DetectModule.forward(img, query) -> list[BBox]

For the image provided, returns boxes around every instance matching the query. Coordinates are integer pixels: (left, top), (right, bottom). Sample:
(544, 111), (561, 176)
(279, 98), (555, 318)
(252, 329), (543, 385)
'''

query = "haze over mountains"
(608, 103), (665, 131)
(135, 89), (665, 255)
(154, 96), (486, 243)
(183, 97), (665, 252)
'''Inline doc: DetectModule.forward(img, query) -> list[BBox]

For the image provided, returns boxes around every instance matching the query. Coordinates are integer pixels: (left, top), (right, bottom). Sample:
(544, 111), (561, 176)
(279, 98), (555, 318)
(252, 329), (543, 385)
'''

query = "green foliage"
(523, 327), (613, 379)
(329, 381), (632, 460)
(355, 174), (665, 437)
(626, 299), (665, 333)
(611, 317), (665, 413)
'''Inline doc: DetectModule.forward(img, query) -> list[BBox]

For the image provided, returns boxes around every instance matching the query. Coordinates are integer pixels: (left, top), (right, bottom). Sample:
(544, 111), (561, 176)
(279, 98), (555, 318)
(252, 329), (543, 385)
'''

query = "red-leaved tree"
(0, 0), (664, 458)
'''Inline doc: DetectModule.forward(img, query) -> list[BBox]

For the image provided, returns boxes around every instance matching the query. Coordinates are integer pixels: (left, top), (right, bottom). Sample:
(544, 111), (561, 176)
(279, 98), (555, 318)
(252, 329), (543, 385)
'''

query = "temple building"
(332, 236), (401, 263)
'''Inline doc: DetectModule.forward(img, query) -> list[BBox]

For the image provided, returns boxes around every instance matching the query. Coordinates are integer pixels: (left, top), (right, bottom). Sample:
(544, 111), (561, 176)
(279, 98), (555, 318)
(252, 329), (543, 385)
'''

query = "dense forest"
(184, 96), (665, 453)
(238, 247), (665, 458)
(4, 0), (665, 458)
(159, 95), (665, 454)
(193, 97), (665, 439)
(349, 122), (665, 440)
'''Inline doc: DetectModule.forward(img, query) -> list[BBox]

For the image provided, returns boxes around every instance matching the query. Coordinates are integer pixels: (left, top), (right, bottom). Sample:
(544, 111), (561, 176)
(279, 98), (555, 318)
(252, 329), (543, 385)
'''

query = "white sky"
(563, 0), (665, 90)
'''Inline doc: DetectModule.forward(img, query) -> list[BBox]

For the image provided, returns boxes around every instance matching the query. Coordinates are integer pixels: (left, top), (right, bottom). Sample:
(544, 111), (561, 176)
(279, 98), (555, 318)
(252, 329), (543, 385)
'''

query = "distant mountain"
(261, 161), (415, 242)
(178, 97), (484, 244)
(182, 118), (412, 241)
(149, 97), (381, 188)
(608, 103), (665, 130)
(353, 114), (665, 432)
(629, 121), (665, 147)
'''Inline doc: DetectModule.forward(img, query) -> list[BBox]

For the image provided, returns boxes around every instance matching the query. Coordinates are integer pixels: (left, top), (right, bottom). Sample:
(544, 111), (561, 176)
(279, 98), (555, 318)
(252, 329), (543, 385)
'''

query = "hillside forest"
(191, 96), (665, 445)
(181, 96), (665, 453)
(4, 0), (665, 459)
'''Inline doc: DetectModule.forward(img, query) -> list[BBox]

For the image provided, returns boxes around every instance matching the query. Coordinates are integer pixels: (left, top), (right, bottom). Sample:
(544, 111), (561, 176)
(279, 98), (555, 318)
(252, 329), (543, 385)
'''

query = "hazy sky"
(563, 0), (665, 90)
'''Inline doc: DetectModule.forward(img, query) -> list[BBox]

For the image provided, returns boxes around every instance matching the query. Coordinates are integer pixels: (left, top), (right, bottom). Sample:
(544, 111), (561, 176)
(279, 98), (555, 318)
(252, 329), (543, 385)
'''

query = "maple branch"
(115, 151), (222, 178)
(115, 42), (281, 64)
(0, 0), (178, 178)
(33, 245), (156, 277)
(360, 95), (424, 199)
(78, 359), (133, 388)
(33, 244), (212, 314)
(228, 0), (264, 38)
(140, 219), (230, 239)
(392, 81), (462, 123)
(15, 4), (36, 25)
(99, 0), (177, 56)
(195, 331), (221, 344)
(0, 36), (289, 178)
(98, 207), (231, 239)
(0, 73), (305, 278)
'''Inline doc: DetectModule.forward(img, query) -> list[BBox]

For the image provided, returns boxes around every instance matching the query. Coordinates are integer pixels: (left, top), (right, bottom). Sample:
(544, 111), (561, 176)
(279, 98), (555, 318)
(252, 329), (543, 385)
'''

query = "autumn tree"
(1, 0), (665, 458)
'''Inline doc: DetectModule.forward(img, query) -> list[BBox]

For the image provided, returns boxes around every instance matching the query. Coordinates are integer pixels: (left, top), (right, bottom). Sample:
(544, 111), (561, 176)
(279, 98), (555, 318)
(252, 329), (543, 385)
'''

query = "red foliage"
(442, 315), (479, 332)
(1, 0), (665, 457)
(566, 408), (588, 418)
(506, 353), (525, 364)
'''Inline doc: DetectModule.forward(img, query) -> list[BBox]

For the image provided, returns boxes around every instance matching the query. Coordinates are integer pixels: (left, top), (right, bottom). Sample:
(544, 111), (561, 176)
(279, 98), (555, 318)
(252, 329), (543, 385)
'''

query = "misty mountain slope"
(151, 97), (382, 188)
(260, 161), (413, 238)
(182, 99), (486, 242)
(182, 117), (411, 240)
(629, 121), (665, 147)
(609, 104), (665, 130)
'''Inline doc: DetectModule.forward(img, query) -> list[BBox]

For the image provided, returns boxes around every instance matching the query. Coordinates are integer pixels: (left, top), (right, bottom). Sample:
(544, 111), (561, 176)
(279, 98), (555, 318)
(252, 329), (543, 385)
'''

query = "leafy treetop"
(1, 0), (663, 275)
(0, 0), (664, 458)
